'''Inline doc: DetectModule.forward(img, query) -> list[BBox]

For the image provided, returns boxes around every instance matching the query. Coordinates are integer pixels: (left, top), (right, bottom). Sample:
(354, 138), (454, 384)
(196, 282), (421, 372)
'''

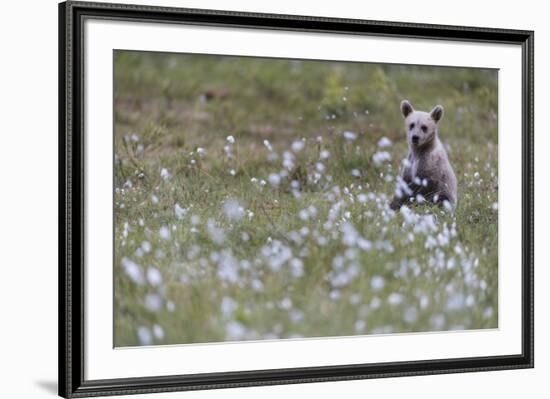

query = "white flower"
(159, 226), (170, 240)
(387, 292), (403, 306)
(217, 249), (239, 283)
(175, 203), (187, 220)
(370, 276), (385, 291)
(152, 324), (164, 340)
(196, 147), (206, 156)
(144, 294), (163, 311)
(377, 137), (393, 148)
(342, 131), (357, 141)
(403, 307), (418, 323)
(221, 296), (238, 318)
(446, 293), (465, 311)
(279, 297), (292, 310)
(121, 257), (145, 285)
(372, 151), (391, 166)
(151, 194), (159, 205)
(226, 135), (235, 144)
(225, 321), (247, 340)
(351, 169), (361, 177)
(229, 169), (236, 176)
(141, 241), (152, 253)
(223, 199), (244, 221)
(160, 168), (171, 180)
(268, 173), (281, 187)
(263, 140), (273, 151)
(282, 151), (295, 170)
(419, 295), (430, 309)
(320, 150), (330, 160)
(146, 267), (162, 287)
(355, 320), (366, 333)
(137, 326), (152, 345)
(291, 140), (305, 152)
(430, 314), (446, 329)
(207, 219), (226, 245)
(341, 222), (359, 247)
(315, 162), (326, 173)
(289, 258), (304, 278)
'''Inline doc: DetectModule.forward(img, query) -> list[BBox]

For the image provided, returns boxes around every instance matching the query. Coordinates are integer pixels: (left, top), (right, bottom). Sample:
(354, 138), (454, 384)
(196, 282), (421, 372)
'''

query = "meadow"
(113, 50), (498, 346)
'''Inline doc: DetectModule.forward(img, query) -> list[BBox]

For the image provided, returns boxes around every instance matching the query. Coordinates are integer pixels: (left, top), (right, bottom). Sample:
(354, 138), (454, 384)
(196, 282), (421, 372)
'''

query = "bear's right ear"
(400, 100), (414, 118)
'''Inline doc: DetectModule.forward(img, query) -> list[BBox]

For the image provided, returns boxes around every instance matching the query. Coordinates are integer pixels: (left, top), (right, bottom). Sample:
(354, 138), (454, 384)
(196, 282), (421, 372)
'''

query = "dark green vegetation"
(114, 50), (498, 346)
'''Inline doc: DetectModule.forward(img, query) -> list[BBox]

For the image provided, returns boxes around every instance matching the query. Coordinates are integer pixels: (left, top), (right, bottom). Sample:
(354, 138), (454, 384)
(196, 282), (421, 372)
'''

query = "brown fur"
(390, 100), (457, 210)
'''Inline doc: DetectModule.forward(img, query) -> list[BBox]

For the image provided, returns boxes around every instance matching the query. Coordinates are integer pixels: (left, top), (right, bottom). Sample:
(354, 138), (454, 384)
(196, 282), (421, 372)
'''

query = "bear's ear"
(400, 100), (414, 118)
(430, 105), (444, 122)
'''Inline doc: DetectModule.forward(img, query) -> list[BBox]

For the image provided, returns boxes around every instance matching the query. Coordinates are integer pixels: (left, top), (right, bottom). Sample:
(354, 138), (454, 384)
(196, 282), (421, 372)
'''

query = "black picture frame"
(59, 1), (534, 397)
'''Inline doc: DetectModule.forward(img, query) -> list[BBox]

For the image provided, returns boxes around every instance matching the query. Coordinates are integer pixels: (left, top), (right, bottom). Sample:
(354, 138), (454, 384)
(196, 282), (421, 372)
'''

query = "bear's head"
(400, 100), (443, 150)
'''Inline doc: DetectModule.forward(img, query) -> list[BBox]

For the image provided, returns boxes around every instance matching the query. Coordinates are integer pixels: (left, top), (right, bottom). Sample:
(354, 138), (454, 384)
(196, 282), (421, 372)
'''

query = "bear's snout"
(411, 135), (420, 144)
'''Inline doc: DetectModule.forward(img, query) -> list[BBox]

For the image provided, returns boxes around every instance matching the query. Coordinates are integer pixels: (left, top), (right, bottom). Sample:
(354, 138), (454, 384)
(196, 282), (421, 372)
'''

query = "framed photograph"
(59, 1), (534, 397)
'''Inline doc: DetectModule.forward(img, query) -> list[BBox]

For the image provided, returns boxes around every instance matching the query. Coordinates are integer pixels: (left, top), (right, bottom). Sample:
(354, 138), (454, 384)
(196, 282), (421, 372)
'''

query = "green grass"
(113, 50), (498, 346)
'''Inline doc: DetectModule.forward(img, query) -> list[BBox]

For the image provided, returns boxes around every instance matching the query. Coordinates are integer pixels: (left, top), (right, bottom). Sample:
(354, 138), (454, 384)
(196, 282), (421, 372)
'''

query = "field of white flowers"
(114, 51), (498, 346)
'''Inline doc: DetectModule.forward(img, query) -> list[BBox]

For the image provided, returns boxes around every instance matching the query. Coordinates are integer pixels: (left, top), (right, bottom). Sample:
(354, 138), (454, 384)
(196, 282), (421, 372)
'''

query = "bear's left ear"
(430, 105), (444, 122)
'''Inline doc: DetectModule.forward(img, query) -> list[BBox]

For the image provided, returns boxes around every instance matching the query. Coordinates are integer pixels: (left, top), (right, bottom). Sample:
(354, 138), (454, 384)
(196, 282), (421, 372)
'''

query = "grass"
(113, 50), (498, 346)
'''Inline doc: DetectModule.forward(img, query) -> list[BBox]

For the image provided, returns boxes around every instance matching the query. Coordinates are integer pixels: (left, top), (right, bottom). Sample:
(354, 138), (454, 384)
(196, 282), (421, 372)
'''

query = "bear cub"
(390, 100), (457, 210)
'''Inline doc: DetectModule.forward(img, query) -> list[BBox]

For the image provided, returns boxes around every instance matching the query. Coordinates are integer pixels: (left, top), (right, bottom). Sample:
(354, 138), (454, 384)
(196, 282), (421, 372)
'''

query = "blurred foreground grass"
(114, 50), (498, 346)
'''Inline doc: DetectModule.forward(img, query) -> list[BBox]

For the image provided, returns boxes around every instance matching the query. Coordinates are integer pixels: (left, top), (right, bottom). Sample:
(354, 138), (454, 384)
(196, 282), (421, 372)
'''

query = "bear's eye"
(421, 125), (428, 133)
(409, 123), (415, 130)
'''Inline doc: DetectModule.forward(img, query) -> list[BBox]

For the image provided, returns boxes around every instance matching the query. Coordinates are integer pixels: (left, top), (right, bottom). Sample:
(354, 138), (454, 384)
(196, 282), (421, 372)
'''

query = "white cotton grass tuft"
(289, 258), (304, 278)
(387, 292), (404, 306)
(159, 226), (171, 240)
(144, 294), (163, 311)
(377, 137), (393, 148)
(220, 296), (238, 318)
(207, 219), (226, 245)
(141, 241), (152, 253)
(175, 203), (187, 220)
(372, 151), (391, 166)
(146, 267), (163, 287)
(320, 150), (331, 160)
(152, 324), (165, 340)
(268, 173), (281, 187)
(355, 320), (366, 333)
(370, 276), (385, 292)
(291, 139), (305, 152)
(121, 257), (145, 285)
(263, 140), (273, 152)
(160, 168), (171, 180)
(226, 135), (235, 144)
(225, 321), (248, 341)
(137, 326), (153, 346)
(223, 199), (245, 221)
(342, 131), (357, 141)
(279, 297), (293, 310)
(216, 249), (239, 283)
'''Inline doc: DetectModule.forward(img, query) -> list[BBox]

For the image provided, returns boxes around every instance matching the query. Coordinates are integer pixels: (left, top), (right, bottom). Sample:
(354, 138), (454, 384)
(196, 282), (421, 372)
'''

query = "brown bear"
(390, 100), (457, 211)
